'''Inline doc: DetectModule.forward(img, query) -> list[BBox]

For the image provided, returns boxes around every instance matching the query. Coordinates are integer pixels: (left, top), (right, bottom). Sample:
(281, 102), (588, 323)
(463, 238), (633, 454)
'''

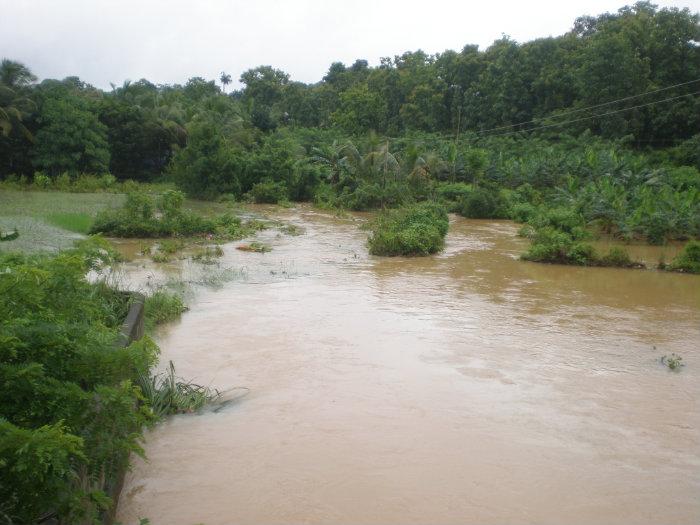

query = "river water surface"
(116, 207), (700, 525)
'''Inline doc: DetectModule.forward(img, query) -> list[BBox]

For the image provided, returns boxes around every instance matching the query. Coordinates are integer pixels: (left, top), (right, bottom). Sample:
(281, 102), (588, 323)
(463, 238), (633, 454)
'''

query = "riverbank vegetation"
(0, 237), (207, 523)
(0, 238), (157, 523)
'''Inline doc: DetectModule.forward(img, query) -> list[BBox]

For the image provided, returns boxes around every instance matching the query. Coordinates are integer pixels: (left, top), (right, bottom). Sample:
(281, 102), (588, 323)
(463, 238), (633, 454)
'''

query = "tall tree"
(220, 71), (232, 94)
(33, 89), (110, 174)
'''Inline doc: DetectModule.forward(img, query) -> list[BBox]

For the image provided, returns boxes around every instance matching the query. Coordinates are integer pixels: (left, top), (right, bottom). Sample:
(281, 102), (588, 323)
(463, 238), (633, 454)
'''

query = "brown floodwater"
(116, 207), (700, 525)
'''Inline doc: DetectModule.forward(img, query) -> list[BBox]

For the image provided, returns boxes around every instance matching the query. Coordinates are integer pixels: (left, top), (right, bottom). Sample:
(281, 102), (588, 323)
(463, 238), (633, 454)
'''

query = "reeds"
(138, 361), (221, 418)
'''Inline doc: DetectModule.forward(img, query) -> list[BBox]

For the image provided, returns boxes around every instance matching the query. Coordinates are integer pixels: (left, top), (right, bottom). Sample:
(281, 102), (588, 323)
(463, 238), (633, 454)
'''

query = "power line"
(474, 78), (700, 135)
(479, 89), (700, 138)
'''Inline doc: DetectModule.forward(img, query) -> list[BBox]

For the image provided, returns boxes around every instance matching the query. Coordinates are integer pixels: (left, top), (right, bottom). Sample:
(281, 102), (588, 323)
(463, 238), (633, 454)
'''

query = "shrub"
(337, 181), (409, 211)
(566, 242), (598, 266)
(0, 239), (158, 522)
(55, 172), (71, 190)
(313, 182), (339, 209)
(33, 172), (50, 188)
(247, 179), (288, 204)
(528, 207), (587, 238)
(459, 186), (507, 219)
(669, 240), (700, 274)
(368, 202), (449, 256)
(436, 183), (471, 211)
(599, 247), (638, 268)
(288, 162), (324, 201)
(90, 191), (244, 238)
(642, 213), (670, 245)
(521, 227), (575, 264)
(509, 202), (539, 223)
(338, 182), (383, 210)
(523, 227), (646, 268)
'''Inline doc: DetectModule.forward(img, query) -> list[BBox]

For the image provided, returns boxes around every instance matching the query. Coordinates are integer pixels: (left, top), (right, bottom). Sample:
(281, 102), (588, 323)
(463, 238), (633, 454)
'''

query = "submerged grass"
(191, 245), (224, 264)
(237, 241), (272, 253)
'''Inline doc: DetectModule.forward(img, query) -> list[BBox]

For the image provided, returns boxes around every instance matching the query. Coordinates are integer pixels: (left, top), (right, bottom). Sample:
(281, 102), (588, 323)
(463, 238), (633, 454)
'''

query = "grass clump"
(144, 289), (188, 330)
(368, 202), (449, 256)
(668, 240), (700, 274)
(90, 190), (243, 238)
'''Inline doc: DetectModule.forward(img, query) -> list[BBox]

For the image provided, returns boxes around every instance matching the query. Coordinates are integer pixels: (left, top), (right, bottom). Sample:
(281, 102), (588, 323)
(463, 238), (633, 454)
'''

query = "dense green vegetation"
(669, 240), (700, 273)
(0, 238), (158, 522)
(90, 189), (244, 238)
(368, 202), (449, 256)
(2, 3), (698, 264)
(0, 238), (209, 523)
(1, 2), (698, 520)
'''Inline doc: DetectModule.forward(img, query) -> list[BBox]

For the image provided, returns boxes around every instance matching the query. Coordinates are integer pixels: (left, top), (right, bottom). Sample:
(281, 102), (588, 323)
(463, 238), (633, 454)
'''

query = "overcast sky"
(2, 0), (699, 90)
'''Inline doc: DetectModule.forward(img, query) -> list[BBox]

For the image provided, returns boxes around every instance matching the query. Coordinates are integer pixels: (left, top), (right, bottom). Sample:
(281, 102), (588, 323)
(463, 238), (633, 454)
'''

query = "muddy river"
(116, 207), (700, 525)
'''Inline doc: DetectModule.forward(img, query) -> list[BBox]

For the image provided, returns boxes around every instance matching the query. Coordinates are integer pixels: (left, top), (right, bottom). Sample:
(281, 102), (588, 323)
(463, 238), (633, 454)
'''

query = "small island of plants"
(367, 202), (449, 256)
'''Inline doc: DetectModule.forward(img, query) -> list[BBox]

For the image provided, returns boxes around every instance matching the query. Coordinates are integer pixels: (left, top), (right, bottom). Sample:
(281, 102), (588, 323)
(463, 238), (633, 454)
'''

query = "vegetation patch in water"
(144, 289), (188, 330)
(368, 202), (449, 256)
(137, 361), (221, 418)
(661, 353), (684, 371)
(237, 241), (272, 253)
(668, 240), (700, 274)
(191, 245), (224, 264)
(522, 227), (645, 268)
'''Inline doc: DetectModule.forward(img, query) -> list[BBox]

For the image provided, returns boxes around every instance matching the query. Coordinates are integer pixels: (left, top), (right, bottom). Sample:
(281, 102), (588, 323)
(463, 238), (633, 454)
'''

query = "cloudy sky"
(2, 0), (698, 90)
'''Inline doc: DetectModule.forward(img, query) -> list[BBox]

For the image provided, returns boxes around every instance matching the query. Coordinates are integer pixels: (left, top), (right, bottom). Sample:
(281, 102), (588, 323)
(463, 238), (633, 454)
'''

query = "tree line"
(1, 1), (698, 182)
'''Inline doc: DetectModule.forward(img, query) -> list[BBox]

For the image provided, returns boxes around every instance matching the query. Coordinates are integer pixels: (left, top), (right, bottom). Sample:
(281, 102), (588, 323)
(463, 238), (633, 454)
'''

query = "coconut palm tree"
(0, 60), (36, 140)
(0, 59), (36, 89)
(0, 85), (35, 140)
(220, 72), (232, 94)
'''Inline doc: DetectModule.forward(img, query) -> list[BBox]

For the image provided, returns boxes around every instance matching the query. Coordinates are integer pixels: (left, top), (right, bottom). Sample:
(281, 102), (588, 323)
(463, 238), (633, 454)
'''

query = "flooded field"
(116, 206), (700, 525)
